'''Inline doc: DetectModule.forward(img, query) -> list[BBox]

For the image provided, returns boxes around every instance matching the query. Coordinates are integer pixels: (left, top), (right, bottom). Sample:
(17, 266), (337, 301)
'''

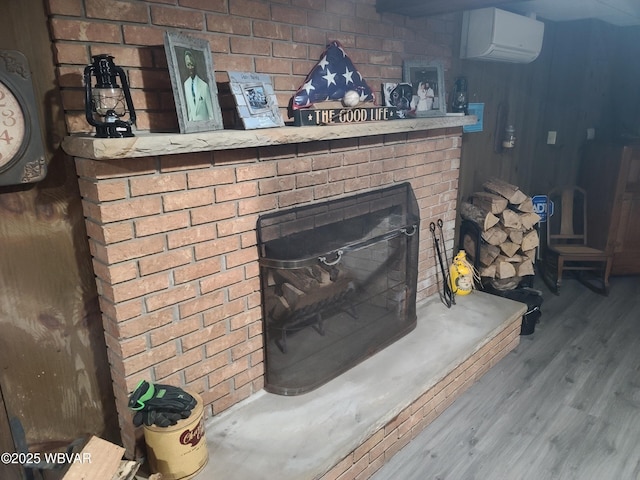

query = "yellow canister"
(450, 251), (474, 296)
(143, 390), (209, 480)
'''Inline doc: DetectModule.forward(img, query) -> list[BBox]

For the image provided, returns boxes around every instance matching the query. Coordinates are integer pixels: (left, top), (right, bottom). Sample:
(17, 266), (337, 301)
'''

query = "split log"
(479, 264), (497, 278)
(495, 260), (517, 279)
(114, 461), (141, 480)
(479, 243), (501, 267)
(500, 209), (522, 229)
(281, 282), (303, 308)
(482, 226), (508, 245)
(499, 241), (520, 258)
(483, 178), (528, 205)
(463, 234), (477, 261)
(460, 201), (499, 231)
(266, 270), (276, 286)
(471, 191), (508, 214)
(522, 248), (537, 262)
(496, 254), (523, 263)
(310, 264), (331, 284)
(274, 268), (318, 292)
(463, 234), (500, 267)
(511, 254), (524, 263)
(490, 276), (522, 290)
(517, 259), (535, 276)
(269, 295), (291, 321)
(521, 229), (540, 252)
(515, 197), (534, 213)
(506, 228), (523, 244)
(520, 212), (541, 230)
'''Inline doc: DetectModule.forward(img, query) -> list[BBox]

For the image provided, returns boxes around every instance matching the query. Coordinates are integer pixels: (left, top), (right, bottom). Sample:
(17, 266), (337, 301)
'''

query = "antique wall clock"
(0, 50), (46, 186)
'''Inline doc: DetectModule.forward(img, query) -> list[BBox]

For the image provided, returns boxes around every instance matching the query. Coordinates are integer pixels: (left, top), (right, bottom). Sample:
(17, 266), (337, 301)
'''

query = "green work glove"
(128, 380), (197, 415)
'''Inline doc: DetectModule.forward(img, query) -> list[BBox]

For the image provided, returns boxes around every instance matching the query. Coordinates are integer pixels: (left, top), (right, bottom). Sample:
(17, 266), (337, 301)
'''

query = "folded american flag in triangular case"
(291, 41), (375, 110)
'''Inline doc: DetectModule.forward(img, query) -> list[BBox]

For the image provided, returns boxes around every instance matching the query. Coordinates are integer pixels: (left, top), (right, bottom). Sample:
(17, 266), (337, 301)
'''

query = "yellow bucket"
(143, 390), (208, 480)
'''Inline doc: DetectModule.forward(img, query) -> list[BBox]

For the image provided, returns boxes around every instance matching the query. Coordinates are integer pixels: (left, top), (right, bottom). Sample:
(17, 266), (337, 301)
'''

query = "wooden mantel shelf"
(61, 115), (476, 160)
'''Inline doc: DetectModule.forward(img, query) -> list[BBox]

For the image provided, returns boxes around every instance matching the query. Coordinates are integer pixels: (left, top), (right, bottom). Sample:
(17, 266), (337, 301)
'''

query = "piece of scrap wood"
(62, 436), (124, 480)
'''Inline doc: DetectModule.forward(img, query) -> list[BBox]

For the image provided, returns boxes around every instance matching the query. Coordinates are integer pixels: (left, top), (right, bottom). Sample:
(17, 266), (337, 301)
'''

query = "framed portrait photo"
(228, 71), (284, 129)
(402, 60), (446, 117)
(164, 32), (224, 134)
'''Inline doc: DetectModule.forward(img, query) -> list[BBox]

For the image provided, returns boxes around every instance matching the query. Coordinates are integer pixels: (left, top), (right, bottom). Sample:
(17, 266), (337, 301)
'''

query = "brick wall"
(47, 0), (461, 459)
(46, 0), (456, 134)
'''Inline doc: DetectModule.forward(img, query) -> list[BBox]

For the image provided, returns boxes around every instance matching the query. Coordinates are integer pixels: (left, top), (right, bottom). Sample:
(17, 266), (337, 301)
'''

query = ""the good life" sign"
(292, 106), (399, 126)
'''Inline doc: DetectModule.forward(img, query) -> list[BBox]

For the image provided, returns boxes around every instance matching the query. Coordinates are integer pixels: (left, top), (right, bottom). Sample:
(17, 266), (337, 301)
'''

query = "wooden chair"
(540, 186), (613, 295)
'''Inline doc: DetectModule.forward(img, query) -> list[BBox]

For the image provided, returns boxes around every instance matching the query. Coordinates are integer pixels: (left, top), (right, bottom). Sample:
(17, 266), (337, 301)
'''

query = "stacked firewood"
(460, 178), (541, 282)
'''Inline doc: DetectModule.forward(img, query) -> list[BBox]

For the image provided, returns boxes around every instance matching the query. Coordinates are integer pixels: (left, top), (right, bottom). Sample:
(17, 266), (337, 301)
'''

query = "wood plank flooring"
(371, 275), (640, 480)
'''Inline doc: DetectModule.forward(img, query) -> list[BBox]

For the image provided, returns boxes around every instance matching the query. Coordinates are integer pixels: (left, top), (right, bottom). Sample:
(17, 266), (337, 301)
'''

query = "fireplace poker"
(436, 219), (456, 305)
(430, 220), (454, 308)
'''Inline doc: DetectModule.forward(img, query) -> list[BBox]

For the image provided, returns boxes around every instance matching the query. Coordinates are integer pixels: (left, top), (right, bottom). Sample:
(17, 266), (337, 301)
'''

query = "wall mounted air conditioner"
(460, 7), (544, 63)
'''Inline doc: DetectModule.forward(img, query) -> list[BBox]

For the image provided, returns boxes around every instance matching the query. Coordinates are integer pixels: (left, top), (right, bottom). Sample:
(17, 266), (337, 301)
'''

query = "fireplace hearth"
(257, 183), (420, 395)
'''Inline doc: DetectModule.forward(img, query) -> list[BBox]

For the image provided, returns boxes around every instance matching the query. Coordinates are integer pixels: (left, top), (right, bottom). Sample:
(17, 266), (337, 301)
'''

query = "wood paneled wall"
(611, 26), (640, 139)
(0, 0), (119, 466)
(450, 17), (632, 203)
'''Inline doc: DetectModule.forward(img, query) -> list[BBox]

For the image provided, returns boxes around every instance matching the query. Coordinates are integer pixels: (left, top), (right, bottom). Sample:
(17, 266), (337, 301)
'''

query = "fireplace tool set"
(431, 219), (479, 308)
(430, 219), (455, 307)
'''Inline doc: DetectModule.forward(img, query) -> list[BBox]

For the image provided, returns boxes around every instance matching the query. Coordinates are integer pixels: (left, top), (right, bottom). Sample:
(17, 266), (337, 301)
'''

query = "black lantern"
(84, 54), (136, 138)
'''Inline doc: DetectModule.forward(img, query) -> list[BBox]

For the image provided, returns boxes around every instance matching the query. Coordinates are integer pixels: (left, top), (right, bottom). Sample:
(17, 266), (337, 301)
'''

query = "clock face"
(0, 80), (26, 170)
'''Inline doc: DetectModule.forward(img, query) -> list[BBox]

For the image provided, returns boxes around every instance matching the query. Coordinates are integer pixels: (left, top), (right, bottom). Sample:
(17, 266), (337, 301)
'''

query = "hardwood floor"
(371, 275), (640, 480)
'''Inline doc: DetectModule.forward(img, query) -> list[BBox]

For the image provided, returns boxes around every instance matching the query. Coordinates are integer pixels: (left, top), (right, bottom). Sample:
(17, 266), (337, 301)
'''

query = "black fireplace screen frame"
(256, 183), (421, 395)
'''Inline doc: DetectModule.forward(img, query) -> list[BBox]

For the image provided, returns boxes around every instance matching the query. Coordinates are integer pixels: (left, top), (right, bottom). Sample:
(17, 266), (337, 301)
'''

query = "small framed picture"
(164, 32), (224, 134)
(228, 72), (284, 129)
(382, 82), (414, 118)
(402, 60), (446, 117)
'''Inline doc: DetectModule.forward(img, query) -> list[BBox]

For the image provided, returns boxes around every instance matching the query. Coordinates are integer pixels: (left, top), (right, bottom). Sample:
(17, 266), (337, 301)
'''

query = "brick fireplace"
(63, 120), (470, 457)
(38, 0), (527, 476)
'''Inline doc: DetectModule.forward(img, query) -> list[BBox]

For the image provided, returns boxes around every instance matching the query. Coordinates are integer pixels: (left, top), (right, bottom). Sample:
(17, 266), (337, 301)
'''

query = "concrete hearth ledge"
(195, 291), (525, 480)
